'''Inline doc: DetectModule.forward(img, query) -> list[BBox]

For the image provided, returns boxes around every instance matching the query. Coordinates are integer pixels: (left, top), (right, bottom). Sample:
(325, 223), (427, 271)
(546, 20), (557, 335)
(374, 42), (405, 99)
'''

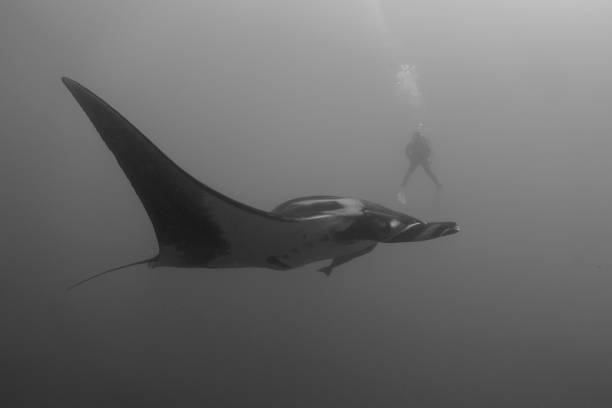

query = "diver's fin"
(62, 77), (298, 268)
(67, 256), (158, 291)
(397, 190), (407, 205)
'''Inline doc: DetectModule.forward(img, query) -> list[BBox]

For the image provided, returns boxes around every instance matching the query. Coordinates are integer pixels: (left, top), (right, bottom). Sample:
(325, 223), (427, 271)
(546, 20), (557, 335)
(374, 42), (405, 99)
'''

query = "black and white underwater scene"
(3, 0), (612, 406)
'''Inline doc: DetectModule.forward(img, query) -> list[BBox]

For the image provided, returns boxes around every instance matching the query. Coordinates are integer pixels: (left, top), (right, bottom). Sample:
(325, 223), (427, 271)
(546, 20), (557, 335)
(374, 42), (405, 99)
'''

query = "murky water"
(2, 1), (612, 406)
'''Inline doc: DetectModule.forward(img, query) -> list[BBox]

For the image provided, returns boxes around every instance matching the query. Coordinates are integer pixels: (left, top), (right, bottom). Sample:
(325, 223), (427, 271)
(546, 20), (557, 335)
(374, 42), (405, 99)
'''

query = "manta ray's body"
(62, 77), (458, 287)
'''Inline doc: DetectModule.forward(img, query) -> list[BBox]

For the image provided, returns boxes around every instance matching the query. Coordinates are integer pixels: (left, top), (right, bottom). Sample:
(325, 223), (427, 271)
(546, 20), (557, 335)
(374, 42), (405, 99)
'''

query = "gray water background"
(2, 1), (612, 406)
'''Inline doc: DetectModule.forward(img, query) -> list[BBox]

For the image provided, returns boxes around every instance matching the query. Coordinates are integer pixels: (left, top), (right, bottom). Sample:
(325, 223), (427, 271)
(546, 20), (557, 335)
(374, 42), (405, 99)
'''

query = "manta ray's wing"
(62, 77), (301, 268)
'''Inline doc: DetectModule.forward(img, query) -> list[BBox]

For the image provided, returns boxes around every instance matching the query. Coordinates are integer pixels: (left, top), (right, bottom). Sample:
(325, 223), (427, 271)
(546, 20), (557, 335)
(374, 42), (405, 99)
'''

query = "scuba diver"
(398, 123), (441, 204)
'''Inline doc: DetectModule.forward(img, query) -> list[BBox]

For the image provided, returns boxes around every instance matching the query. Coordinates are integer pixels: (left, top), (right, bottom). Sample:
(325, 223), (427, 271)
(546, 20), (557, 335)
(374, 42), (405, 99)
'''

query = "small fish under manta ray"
(62, 77), (459, 289)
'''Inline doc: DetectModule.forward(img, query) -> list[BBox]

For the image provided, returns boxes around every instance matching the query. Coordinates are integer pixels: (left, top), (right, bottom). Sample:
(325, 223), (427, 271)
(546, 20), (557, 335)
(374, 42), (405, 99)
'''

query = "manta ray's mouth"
(442, 225), (460, 236)
(385, 221), (459, 243)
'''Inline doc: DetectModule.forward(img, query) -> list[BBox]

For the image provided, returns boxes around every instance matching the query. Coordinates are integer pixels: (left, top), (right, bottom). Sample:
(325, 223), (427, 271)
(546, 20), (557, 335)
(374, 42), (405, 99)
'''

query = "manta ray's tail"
(67, 255), (159, 291)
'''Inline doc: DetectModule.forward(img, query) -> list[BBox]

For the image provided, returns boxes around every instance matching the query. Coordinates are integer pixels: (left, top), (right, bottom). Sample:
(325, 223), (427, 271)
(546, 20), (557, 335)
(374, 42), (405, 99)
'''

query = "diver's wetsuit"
(401, 133), (441, 188)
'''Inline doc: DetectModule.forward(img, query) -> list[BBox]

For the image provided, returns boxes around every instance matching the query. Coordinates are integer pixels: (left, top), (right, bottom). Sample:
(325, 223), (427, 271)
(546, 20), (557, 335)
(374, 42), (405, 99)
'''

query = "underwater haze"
(3, 0), (612, 406)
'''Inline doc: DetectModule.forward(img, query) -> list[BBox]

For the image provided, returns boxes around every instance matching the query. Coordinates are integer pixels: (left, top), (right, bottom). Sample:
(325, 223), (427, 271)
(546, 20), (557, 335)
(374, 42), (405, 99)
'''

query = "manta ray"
(62, 77), (459, 289)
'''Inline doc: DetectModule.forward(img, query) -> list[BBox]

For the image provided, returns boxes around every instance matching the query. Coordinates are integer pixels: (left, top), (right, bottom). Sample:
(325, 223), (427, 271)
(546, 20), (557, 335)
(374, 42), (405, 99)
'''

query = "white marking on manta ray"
(293, 198), (365, 217)
(295, 214), (335, 220)
(403, 222), (421, 230)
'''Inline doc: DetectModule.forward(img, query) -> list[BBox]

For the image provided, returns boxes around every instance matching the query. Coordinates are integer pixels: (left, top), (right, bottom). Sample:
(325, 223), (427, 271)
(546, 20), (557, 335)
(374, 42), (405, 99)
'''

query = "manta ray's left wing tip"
(61, 76), (78, 89)
(61, 75), (299, 269)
